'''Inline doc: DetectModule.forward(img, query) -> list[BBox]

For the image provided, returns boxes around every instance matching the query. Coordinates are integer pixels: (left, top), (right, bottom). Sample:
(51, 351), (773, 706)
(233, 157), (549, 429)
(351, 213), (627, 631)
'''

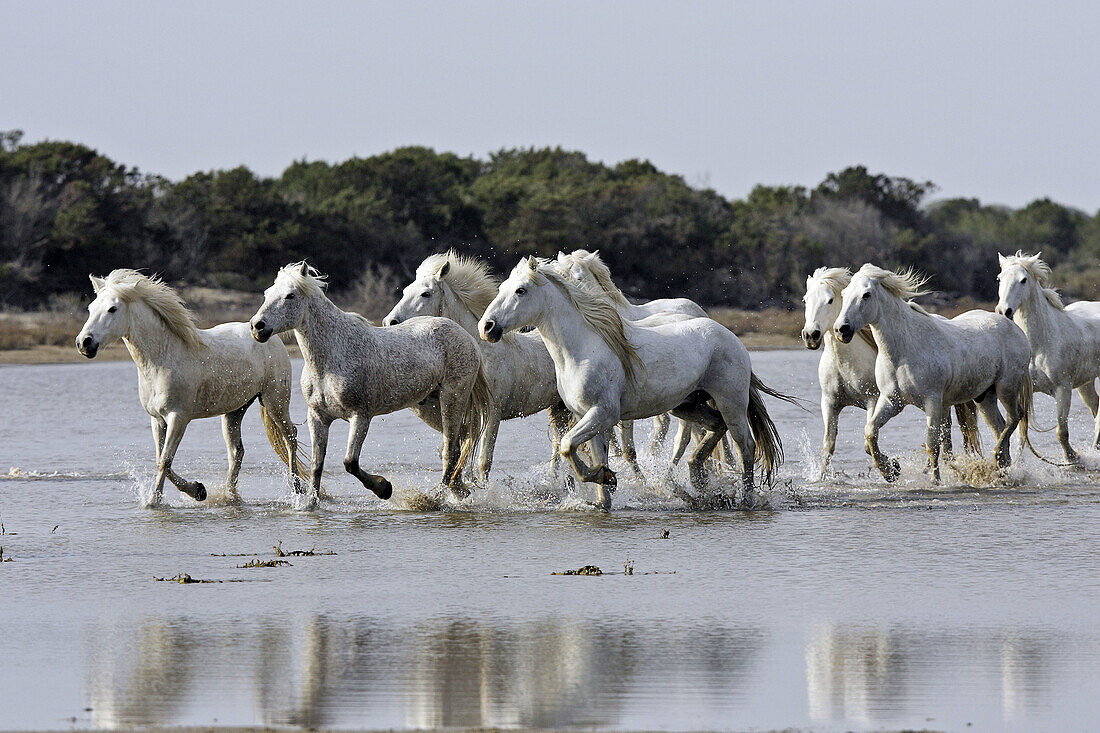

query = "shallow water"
(1, 350), (1099, 731)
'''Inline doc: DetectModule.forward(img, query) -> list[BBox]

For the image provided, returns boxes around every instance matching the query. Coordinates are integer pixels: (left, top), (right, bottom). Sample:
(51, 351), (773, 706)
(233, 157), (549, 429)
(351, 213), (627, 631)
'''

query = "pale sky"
(3, 0), (1098, 211)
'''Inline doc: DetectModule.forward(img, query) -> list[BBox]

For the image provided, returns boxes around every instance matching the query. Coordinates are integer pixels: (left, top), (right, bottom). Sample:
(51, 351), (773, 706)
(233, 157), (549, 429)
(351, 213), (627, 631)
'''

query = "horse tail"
(747, 372), (788, 486)
(259, 404), (311, 480)
(954, 401), (982, 455)
(454, 360), (493, 482)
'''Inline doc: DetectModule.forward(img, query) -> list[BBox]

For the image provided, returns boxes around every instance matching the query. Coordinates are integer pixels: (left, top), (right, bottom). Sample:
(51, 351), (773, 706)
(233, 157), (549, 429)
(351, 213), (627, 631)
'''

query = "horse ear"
(998, 253), (1007, 266)
(526, 256), (539, 272)
(556, 251), (566, 262)
(438, 261), (450, 278)
(89, 275), (106, 293)
(586, 250), (599, 261)
(299, 261), (309, 276)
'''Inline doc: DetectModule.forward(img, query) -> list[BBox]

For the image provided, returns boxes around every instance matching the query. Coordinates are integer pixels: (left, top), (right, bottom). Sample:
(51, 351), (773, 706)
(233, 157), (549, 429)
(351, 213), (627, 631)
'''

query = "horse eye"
(1020, 277), (1027, 284)
(862, 292), (871, 300)
(285, 292), (295, 300)
(827, 297), (833, 304)
(421, 291), (432, 298)
(107, 305), (117, 313)
(516, 287), (527, 296)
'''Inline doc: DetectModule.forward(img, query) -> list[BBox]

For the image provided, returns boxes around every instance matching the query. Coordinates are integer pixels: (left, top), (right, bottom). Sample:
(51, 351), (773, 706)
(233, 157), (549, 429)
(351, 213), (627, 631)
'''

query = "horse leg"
(150, 417), (167, 505)
(158, 412), (206, 501)
(343, 413), (393, 500)
(820, 397), (840, 480)
(306, 410), (331, 508)
(995, 382), (1025, 469)
(587, 433), (615, 511)
(547, 403), (574, 487)
(670, 401), (725, 496)
(975, 392), (1008, 467)
(1075, 381), (1100, 449)
(619, 420), (644, 480)
(866, 395), (904, 482)
(923, 397), (944, 484)
(650, 413), (672, 453)
(560, 405), (619, 506)
(264, 387), (302, 494)
(221, 404), (248, 501)
(940, 410), (954, 459)
(438, 381), (474, 500)
(662, 419), (693, 485)
(1054, 385), (1079, 463)
(475, 408), (502, 485)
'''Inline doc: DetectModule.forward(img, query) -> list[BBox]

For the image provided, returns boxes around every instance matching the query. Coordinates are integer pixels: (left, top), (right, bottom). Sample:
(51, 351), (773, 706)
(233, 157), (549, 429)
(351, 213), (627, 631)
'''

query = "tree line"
(2, 128), (1098, 310)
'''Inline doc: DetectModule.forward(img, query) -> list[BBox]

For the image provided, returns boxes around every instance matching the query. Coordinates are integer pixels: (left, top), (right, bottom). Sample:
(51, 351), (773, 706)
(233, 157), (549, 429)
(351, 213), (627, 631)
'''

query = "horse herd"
(73, 249), (1098, 511)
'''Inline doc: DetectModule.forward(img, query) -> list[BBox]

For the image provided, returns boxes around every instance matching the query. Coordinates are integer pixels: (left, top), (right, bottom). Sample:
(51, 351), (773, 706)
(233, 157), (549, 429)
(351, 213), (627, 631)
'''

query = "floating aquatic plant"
(553, 565), (603, 576)
(273, 541), (336, 557)
(237, 559), (291, 569)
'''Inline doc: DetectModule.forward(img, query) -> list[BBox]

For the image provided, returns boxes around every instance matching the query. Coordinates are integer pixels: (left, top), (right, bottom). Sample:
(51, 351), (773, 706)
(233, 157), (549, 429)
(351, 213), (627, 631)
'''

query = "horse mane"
(999, 250), (1065, 310)
(808, 266), (852, 295)
(557, 250), (632, 308)
(99, 269), (203, 349)
(525, 257), (642, 381)
(856, 264), (933, 317)
(275, 261), (329, 298)
(417, 250), (499, 317)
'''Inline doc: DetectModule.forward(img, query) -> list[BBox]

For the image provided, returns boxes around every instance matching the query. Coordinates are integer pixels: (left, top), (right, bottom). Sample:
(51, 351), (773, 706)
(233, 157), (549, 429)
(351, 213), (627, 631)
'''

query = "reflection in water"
(84, 614), (762, 729)
(806, 624), (1057, 727)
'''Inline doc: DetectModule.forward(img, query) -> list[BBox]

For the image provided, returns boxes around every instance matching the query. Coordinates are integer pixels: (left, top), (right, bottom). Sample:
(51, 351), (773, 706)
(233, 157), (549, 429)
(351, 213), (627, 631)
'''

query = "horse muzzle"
(382, 315), (400, 326)
(802, 329), (822, 350)
(997, 306), (1014, 319)
(480, 320), (503, 343)
(76, 335), (99, 359)
(835, 323), (854, 343)
(251, 320), (273, 343)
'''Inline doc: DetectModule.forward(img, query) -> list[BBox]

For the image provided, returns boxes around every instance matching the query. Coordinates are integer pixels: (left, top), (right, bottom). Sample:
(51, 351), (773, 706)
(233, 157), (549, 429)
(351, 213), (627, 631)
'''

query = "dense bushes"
(2, 129), (1097, 308)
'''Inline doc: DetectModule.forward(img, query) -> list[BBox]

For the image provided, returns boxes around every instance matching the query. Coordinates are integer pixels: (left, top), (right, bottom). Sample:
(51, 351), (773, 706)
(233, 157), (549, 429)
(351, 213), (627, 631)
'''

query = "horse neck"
(867, 295), (923, 363)
(295, 294), (366, 370)
(534, 288), (621, 374)
(122, 301), (190, 373)
(441, 286), (483, 338)
(1014, 284), (1061, 345)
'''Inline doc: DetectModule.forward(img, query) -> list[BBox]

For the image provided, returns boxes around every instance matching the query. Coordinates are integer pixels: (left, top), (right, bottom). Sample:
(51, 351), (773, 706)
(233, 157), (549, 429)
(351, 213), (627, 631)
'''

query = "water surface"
(2, 350), (1098, 731)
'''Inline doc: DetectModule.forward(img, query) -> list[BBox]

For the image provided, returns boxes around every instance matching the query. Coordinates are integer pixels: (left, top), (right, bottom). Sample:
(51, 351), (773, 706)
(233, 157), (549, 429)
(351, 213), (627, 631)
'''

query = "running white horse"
(834, 264), (1033, 483)
(555, 249), (709, 463)
(802, 267), (981, 477)
(76, 269), (302, 504)
(480, 256), (793, 510)
(382, 251), (572, 482)
(996, 251), (1100, 462)
(250, 262), (490, 508)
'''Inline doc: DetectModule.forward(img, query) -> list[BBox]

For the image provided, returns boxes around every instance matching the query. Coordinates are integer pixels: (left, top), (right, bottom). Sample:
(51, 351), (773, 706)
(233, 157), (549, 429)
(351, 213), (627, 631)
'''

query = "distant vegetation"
(2, 128), (1098, 311)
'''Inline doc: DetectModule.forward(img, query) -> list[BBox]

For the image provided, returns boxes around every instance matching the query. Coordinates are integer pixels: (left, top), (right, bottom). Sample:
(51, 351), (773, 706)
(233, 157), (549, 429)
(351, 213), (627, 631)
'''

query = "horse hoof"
(449, 484), (471, 500)
(882, 459), (901, 483)
(373, 478), (393, 501)
(192, 482), (207, 501)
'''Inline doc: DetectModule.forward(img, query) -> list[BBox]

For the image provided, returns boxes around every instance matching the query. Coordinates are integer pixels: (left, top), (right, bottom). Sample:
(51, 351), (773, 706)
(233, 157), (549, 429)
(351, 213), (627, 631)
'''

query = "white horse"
(802, 267), (981, 477)
(996, 251), (1100, 461)
(76, 269), (301, 504)
(480, 256), (792, 510)
(834, 264), (1033, 483)
(382, 251), (572, 482)
(555, 249), (709, 462)
(250, 262), (490, 507)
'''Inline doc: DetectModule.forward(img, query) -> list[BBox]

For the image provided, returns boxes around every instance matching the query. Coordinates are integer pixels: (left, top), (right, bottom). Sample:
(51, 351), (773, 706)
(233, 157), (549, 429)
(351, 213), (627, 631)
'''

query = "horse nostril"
(482, 319), (496, 334)
(1004, 308), (1014, 319)
(811, 329), (821, 340)
(254, 320), (266, 332)
(838, 323), (852, 337)
(81, 336), (93, 349)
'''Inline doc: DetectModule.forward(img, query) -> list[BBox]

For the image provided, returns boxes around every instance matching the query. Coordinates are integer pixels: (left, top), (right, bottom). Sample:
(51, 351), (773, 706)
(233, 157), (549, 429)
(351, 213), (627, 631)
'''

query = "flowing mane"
(808, 266), (852, 295)
(417, 250), (499, 316)
(999, 250), (1065, 310)
(856, 263), (934, 316)
(97, 269), (203, 349)
(523, 257), (641, 381)
(275, 260), (328, 297)
(557, 250), (632, 308)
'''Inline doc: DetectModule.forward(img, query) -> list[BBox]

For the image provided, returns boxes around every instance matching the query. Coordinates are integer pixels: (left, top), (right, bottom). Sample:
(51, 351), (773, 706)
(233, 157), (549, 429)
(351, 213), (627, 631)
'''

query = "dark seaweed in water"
(237, 559), (291, 568)
(553, 565), (603, 576)
(273, 541), (336, 557)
